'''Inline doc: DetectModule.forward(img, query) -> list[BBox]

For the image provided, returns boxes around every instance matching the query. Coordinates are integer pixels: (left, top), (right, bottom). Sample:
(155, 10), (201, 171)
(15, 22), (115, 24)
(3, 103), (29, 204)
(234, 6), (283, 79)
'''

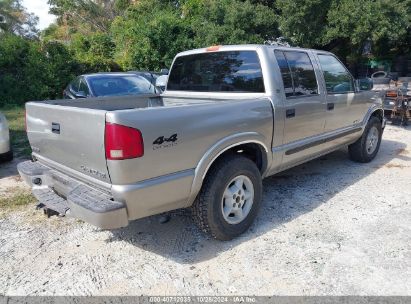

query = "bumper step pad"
(33, 187), (69, 215)
(69, 185), (124, 213)
(18, 160), (50, 176)
(18, 160), (129, 229)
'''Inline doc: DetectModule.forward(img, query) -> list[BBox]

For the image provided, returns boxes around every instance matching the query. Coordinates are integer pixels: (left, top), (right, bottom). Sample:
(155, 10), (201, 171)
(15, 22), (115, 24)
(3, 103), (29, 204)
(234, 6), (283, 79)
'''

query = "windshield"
(167, 51), (265, 93)
(88, 75), (156, 97)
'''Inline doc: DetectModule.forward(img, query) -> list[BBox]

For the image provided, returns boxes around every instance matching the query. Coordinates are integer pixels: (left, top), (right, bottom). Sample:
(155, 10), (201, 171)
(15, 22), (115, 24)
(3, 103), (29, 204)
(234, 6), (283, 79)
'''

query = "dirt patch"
(385, 163), (408, 169)
(396, 148), (410, 156)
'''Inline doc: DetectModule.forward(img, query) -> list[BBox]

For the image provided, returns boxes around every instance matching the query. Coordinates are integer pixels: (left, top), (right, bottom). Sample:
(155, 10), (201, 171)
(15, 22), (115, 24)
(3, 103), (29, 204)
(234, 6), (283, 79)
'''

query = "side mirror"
(155, 75), (168, 92)
(160, 68), (169, 75)
(75, 91), (87, 98)
(356, 78), (373, 91)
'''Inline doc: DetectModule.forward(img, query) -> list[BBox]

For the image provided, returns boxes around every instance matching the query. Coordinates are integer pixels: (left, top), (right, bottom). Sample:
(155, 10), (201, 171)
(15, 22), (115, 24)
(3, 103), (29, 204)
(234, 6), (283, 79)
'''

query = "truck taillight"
(105, 123), (144, 160)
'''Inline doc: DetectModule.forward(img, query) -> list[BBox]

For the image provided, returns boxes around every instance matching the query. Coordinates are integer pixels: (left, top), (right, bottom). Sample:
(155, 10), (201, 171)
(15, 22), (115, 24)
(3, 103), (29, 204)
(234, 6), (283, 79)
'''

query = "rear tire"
(192, 154), (262, 241)
(348, 117), (382, 163)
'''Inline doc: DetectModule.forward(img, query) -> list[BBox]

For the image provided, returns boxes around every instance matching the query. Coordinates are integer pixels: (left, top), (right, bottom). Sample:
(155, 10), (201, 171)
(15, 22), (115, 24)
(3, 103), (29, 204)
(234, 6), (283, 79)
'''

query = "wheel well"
(371, 109), (384, 122)
(207, 143), (267, 176)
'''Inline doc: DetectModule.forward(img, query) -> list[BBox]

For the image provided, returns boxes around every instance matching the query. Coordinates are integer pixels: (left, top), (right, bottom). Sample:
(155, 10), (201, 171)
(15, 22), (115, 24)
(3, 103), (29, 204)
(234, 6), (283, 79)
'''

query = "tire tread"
(348, 116), (382, 163)
(191, 153), (261, 240)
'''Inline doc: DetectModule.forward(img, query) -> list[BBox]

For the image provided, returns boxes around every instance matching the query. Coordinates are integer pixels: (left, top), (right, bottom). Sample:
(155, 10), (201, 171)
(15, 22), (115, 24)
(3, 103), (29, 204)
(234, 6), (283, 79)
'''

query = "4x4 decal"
(152, 134), (178, 150)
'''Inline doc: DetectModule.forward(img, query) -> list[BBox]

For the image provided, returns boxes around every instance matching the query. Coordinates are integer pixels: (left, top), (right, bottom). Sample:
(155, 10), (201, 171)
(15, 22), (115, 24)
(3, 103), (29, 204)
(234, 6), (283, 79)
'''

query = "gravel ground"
(0, 124), (410, 296)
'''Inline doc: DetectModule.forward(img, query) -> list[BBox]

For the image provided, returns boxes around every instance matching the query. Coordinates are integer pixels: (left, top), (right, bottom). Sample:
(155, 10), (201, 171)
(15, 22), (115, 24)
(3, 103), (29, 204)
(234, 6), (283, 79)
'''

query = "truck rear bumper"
(18, 160), (129, 229)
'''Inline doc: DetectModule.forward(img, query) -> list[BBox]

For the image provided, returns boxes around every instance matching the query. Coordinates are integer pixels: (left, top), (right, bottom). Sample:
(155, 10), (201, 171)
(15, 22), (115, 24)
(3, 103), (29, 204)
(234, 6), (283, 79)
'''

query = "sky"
(22, 0), (56, 30)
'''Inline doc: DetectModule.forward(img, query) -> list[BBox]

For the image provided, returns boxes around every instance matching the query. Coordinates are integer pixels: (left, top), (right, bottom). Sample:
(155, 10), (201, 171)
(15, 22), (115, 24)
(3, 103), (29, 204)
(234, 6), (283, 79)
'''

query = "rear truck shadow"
(106, 138), (409, 263)
(0, 128), (31, 179)
(0, 156), (28, 179)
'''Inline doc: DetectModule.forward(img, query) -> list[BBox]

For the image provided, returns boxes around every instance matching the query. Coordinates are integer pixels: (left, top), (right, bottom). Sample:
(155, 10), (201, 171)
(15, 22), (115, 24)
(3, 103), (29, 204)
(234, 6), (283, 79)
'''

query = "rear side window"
(274, 50), (318, 97)
(167, 51), (265, 93)
(318, 54), (354, 93)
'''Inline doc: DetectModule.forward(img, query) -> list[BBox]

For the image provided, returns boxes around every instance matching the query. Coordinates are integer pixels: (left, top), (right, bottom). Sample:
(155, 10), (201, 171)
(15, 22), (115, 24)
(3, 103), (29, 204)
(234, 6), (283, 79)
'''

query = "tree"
(47, 0), (131, 34)
(0, 34), (82, 106)
(111, 0), (279, 71)
(275, 0), (332, 48)
(42, 41), (82, 99)
(276, 0), (411, 70)
(112, 0), (195, 70)
(0, 0), (39, 38)
(70, 32), (118, 71)
(184, 0), (279, 46)
(325, 0), (411, 59)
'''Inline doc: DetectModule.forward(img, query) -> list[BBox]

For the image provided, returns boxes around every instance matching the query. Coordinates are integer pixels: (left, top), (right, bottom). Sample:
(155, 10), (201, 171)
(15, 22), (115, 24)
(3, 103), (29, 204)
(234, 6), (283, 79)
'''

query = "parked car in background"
(0, 112), (12, 162)
(129, 69), (169, 86)
(63, 73), (158, 99)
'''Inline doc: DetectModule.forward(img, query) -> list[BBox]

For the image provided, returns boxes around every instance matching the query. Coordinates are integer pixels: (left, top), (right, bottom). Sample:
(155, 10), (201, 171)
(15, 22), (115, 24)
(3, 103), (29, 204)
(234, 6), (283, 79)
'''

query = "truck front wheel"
(192, 154), (262, 240)
(348, 116), (382, 163)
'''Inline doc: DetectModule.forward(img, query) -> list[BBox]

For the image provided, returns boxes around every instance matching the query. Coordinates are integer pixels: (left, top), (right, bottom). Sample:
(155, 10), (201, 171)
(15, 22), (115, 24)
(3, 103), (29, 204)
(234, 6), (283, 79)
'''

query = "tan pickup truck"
(19, 45), (384, 240)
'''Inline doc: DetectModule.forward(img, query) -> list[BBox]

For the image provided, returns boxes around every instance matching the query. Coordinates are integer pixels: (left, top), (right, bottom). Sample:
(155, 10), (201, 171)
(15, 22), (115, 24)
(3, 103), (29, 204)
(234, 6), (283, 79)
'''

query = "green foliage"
(276, 0), (331, 48)
(1, 0), (410, 109)
(277, 0), (411, 61)
(0, 34), (81, 106)
(112, 0), (278, 70)
(112, 0), (194, 70)
(0, 34), (47, 106)
(47, 0), (130, 33)
(325, 0), (411, 57)
(70, 32), (118, 71)
(186, 0), (279, 46)
(0, 0), (39, 38)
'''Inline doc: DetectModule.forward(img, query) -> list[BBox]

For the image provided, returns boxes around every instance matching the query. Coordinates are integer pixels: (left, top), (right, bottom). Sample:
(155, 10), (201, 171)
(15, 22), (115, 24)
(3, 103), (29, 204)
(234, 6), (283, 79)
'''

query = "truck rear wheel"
(348, 116), (382, 163)
(192, 154), (262, 240)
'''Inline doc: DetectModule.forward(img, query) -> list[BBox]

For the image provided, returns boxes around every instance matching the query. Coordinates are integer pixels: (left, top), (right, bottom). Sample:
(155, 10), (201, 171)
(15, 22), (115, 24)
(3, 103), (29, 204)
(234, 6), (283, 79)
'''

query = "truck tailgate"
(26, 102), (110, 183)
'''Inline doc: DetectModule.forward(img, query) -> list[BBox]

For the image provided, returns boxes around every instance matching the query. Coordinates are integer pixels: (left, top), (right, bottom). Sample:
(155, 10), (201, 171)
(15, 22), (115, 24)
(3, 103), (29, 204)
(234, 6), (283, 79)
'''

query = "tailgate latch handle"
(51, 122), (60, 134)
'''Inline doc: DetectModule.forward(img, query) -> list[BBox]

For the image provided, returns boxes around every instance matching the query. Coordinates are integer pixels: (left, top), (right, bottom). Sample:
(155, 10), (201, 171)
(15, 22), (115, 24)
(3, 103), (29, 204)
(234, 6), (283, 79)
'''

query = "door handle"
(286, 108), (295, 118)
(327, 103), (335, 111)
(51, 122), (60, 134)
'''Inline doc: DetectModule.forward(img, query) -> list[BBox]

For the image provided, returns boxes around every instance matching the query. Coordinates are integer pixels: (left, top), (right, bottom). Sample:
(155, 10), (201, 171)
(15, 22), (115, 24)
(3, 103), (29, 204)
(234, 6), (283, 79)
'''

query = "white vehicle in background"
(0, 112), (12, 162)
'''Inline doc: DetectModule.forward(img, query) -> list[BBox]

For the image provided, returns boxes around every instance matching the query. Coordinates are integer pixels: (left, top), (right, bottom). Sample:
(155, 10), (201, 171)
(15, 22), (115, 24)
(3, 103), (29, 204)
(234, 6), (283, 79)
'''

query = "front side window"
(167, 51), (265, 93)
(274, 51), (294, 97)
(79, 79), (90, 95)
(70, 77), (81, 93)
(318, 54), (354, 93)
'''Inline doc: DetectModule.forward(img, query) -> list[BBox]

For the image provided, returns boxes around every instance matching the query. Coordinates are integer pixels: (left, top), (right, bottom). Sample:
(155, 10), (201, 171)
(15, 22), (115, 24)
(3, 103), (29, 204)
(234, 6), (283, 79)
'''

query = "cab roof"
(176, 44), (332, 57)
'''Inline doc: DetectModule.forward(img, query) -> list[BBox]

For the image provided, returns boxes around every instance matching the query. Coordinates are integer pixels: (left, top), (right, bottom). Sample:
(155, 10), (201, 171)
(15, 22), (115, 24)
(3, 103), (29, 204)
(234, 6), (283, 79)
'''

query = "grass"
(1, 105), (31, 158)
(0, 188), (36, 210)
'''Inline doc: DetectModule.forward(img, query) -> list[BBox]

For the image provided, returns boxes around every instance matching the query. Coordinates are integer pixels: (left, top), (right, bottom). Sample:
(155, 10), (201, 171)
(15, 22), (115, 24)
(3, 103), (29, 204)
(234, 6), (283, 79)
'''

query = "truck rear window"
(167, 51), (265, 93)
